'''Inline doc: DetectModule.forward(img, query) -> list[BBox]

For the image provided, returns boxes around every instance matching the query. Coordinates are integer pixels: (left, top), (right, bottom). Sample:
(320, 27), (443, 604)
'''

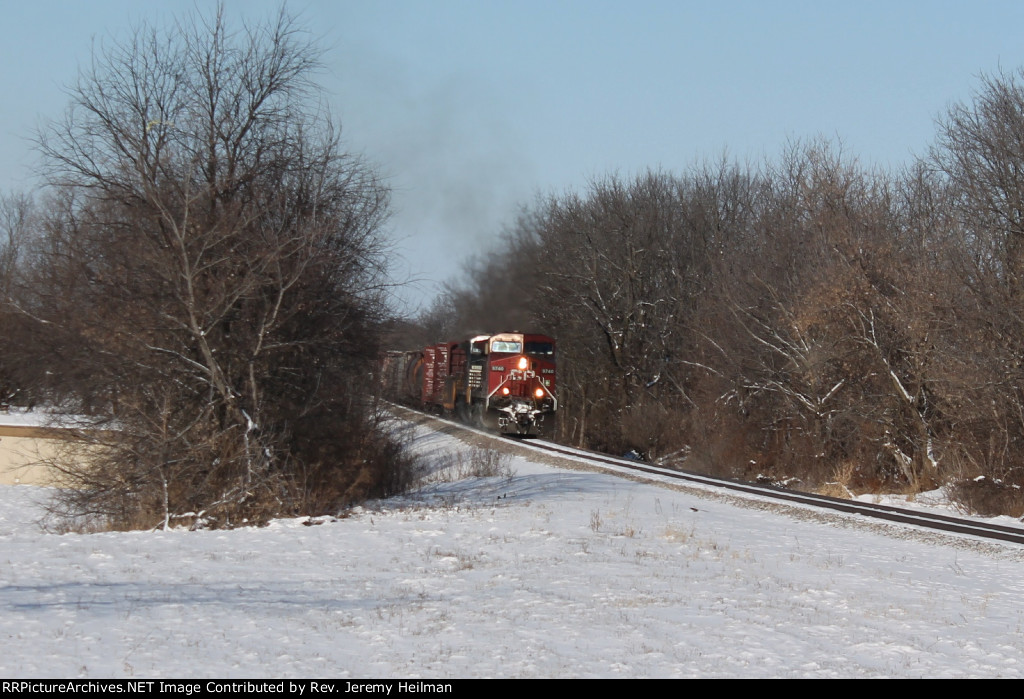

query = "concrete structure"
(0, 424), (68, 485)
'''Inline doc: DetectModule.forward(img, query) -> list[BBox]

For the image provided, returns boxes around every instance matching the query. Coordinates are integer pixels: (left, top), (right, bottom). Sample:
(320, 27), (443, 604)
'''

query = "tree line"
(429, 71), (1024, 516)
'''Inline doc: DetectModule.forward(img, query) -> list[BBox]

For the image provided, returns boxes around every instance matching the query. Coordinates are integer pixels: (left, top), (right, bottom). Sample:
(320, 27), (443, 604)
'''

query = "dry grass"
(947, 476), (1024, 518)
(421, 447), (515, 484)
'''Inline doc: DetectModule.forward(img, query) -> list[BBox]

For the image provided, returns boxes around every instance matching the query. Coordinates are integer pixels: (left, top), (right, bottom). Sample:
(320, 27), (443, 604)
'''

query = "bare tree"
(928, 69), (1024, 501)
(0, 193), (37, 407)
(22, 5), (397, 529)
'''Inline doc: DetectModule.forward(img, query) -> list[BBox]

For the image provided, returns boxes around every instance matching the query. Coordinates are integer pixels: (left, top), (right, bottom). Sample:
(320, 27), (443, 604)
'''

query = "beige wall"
(0, 426), (65, 486)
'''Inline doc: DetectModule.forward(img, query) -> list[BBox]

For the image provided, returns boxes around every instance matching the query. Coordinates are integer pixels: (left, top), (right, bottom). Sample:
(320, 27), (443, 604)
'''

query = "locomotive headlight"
(534, 388), (545, 399)
(518, 357), (528, 370)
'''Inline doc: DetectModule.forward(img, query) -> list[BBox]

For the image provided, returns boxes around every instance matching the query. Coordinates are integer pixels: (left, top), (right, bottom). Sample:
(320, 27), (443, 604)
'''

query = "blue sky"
(3, 1), (1024, 311)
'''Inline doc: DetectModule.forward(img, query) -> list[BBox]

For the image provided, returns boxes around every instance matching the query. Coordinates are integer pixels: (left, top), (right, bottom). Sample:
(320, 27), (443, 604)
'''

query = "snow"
(1, 421), (1024, 678)
(0, 407), (93, 430)
(0, 407), (52, 429)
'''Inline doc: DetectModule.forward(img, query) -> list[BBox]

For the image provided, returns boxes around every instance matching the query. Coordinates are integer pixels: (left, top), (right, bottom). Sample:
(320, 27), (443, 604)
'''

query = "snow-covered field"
(1, 420), (1023, 678)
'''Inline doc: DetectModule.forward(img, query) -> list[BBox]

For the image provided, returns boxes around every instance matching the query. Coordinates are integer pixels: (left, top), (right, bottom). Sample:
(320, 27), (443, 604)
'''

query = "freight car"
(384, 332), (556, 435)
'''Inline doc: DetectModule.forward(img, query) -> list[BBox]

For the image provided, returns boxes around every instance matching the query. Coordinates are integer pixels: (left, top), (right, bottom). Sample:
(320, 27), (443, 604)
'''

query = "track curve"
(388, 403), (1024, 547)
(510, 436), (1024, 546)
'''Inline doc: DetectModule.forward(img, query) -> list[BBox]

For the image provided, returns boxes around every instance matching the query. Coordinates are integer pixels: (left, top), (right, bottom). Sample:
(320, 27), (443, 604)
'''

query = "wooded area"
(428, 70), (1024, 516)
(0, 8), (411, 529)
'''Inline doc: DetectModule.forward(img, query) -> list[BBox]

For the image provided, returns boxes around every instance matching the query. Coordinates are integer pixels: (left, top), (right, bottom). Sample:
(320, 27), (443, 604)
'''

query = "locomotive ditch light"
(534, 388), (545, 398)
(518, 356), (528, 370)
(502, 387), (510, 395)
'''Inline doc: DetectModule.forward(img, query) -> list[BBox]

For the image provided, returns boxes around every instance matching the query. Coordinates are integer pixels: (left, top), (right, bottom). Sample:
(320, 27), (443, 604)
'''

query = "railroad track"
(504, 435), (1024, 547)
(389, 403), (1024, 547)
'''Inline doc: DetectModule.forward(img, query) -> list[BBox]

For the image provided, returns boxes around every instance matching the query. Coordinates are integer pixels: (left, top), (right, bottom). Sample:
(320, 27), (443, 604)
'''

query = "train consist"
(383, 332), (556, 435)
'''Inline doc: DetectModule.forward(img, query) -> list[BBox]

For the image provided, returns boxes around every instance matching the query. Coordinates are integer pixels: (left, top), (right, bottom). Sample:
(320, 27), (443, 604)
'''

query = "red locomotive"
(384, 332), (556, 435)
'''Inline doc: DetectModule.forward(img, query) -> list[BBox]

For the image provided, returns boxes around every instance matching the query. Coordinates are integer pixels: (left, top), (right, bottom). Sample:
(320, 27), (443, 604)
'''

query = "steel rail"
(510, 436), (1024, 546)
(388, 403), (1024, 546)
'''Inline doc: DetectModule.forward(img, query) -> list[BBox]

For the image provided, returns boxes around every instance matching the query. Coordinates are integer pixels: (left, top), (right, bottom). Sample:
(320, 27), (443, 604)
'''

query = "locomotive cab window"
(490, 340), (522, 354)
(524, 341), (554, 356)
